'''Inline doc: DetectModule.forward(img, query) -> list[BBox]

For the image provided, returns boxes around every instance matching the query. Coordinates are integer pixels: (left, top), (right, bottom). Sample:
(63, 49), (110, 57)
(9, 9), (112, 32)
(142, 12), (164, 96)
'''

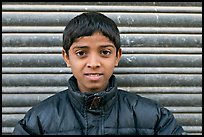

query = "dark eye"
(76, 51), (86, 57)
(101, 50), (111, 56)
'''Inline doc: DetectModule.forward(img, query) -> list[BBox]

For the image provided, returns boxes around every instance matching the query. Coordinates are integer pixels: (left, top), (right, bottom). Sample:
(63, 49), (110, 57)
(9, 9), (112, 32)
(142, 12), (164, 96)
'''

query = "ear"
(62, 49), (71, 67)
(115, 48), (122, 66)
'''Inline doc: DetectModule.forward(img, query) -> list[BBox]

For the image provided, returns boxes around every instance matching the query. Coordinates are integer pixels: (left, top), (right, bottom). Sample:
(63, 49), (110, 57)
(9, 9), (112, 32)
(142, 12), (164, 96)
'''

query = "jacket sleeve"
(155, 107), (185, 135)
(12, 110), (43, 135)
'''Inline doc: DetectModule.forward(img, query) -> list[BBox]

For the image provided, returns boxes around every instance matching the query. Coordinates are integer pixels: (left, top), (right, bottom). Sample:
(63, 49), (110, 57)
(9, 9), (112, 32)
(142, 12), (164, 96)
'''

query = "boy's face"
(62, 32), (122, 92)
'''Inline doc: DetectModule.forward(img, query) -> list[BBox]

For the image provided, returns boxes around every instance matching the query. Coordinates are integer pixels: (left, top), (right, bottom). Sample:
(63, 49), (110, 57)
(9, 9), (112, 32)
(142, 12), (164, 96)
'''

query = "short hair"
(63, 12), (121, 55)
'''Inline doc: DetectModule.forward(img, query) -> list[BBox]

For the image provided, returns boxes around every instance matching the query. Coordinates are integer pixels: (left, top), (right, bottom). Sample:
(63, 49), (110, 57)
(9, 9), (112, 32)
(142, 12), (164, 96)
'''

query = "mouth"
(84, 73), (103, 76)
(84, 73), (103, 81)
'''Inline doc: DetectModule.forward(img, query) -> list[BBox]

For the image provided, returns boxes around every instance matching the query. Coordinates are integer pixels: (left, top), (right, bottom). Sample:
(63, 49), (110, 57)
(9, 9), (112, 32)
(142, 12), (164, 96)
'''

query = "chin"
(88, 86), (104, 92)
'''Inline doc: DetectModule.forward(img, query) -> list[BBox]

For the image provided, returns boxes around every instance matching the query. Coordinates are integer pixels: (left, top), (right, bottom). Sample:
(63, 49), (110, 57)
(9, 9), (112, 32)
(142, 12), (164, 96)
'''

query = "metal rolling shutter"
(2, 2), (202, 135)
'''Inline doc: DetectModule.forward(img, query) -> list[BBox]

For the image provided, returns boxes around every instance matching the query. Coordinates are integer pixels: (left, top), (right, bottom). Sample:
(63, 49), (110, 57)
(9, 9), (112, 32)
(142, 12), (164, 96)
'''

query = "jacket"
(13, 75), (185, 135)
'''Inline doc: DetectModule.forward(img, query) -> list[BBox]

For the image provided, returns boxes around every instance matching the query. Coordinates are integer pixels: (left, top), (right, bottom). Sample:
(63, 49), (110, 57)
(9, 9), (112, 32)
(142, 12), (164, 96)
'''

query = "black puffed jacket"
(13, 75), (185, 135)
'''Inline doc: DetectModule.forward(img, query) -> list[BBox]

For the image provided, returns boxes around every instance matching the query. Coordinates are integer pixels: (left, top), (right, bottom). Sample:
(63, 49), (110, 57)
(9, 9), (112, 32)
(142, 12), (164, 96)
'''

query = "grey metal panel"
(2, 74), (202, 87)
(141, 94), (202, 107)
(119, 55), (202, 67)
(2, 86), (68, 94)
(2, 12), (202, 27)
(2, 33), (202, 47)
(1, 2), (202, 7)
(174, 114), (202, 126)
(120, 87), (202, 94)
(2, 86), (202, 94)
(182, 126), (202, 135)
(2, 2), (202, 135)
(2, 67), (202, 74)
(2, 54), (202, 67)
(120, 34), (202, 47)
(2, 47), (202, 54)
(2, 26), (202, 34)
(2, 5), (202, 13)
(3, 114), (26, 127)
(2, 94), (53, 107)
(2, 93), (202, 107)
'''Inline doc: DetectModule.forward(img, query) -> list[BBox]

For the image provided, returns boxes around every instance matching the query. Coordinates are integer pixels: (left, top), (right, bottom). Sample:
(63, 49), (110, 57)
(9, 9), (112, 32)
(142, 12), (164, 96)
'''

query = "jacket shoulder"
(33, 89), (69, 112)
(117, 89), (184, 135)
(117, 89), (158, 108)
(23, 89), (69, 125)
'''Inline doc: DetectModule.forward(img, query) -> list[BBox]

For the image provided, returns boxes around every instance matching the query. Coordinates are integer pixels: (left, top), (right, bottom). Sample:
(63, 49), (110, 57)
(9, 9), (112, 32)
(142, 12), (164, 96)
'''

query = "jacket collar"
(67, 75), (118, 113)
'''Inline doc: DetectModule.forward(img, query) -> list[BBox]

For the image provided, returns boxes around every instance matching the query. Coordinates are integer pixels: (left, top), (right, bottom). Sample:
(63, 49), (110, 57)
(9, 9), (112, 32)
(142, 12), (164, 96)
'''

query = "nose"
(86, 55), (101, 69)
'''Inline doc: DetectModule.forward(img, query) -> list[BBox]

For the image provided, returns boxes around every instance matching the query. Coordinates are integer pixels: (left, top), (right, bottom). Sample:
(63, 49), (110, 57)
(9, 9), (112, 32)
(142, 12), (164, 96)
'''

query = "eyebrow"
(101, 45), (115, 48)
(72, 46), (88, 49)
(72, 45), (115, 50)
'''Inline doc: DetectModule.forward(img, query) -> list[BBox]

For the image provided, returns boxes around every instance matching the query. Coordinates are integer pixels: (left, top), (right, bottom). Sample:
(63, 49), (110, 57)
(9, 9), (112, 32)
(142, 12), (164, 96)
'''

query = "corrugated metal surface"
(2, 2), (202, 135)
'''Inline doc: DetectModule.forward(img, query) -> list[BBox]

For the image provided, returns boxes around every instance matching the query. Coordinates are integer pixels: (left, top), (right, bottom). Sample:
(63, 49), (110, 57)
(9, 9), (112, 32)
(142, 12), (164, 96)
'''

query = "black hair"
(63, 11), (121, 55)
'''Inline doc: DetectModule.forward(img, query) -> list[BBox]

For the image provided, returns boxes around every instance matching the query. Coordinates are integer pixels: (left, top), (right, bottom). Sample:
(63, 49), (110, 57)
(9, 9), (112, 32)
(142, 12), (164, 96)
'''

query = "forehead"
(71, 32), (115, 49)
(76, 32), (111, 42)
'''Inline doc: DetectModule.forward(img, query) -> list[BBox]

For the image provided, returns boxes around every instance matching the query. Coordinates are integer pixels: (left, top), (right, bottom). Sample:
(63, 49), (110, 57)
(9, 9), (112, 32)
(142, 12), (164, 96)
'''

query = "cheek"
(68, 54), (82, 66)
(68, 58), (84, 72)
(70, 61), (84, 70)
(104, 59), (117, 70)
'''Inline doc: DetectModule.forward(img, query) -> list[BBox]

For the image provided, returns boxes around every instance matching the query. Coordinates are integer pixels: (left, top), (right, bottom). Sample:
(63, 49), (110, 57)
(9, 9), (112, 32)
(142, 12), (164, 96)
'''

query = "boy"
(13, 12), (185, 135)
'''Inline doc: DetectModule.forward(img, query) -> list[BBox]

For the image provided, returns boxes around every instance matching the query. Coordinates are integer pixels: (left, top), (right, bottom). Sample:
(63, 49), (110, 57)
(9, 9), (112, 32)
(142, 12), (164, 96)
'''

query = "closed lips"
(84, 73), (103, 76)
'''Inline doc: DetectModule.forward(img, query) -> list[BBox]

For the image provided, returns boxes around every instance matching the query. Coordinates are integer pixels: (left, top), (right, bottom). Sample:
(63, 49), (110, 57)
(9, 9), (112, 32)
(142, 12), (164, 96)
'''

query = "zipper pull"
(89, 96), (101, 109)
